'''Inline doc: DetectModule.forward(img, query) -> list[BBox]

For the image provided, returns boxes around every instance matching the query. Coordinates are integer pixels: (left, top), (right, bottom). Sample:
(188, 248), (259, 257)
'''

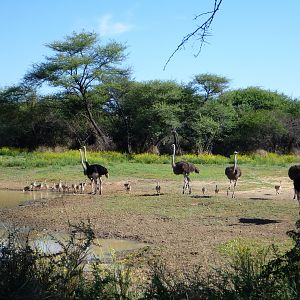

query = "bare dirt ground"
(0, 178), (299, 271)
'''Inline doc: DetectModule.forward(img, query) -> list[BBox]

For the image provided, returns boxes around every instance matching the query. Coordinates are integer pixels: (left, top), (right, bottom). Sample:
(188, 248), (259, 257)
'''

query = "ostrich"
(225, 151), (242, 198)
(274, 181), (282, 195)
(79, 146), (109, 195)
(214, 185), (220, 195)
(155, 181), (161, 195)
(288, 165), (300, 200)
(23, 184), (33, 192)
(293, 175), (300, 205)
(124, 181), (131, 192)
(78, 181), (86, 194)
(171, 143), (199, 194)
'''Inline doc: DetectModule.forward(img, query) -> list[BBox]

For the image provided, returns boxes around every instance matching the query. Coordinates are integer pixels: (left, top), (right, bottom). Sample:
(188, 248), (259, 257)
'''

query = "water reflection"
(0, 190), (60, 208)
(0, 228), (147, 263)
(32, 234), (146, 262)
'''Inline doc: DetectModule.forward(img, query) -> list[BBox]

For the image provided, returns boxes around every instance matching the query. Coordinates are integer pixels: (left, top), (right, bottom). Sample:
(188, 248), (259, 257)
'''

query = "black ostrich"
(79, 146), (109, 195)
(225, 151), (242, 198)
(171, 143), (199, 194)
(293, 175), (300, 204)
(288, 164), (300, 200)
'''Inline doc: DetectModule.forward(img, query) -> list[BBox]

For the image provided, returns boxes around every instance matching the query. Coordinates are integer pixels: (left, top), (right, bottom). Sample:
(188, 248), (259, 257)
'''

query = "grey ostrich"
(288, 165), (300, 200)
(171, 143), (199, 194)
(79, 146), (109, 195)
(225, 151), (242, 198)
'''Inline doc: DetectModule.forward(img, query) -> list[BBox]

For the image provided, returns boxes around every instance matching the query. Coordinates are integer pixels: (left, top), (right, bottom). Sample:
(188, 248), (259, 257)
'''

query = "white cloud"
(98, 14), (133, 37)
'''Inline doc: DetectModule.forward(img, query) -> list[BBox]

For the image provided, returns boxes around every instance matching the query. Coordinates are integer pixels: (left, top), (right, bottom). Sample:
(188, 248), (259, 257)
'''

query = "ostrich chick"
(156, 181), (161, 195)
(214, 185), (220, 195)
(202, 186), (207, 195)
(23, 184), (33, 192)
(78, 181), (86, 193)
(275, 181), (282, 195)
(124, 182), (131, 192)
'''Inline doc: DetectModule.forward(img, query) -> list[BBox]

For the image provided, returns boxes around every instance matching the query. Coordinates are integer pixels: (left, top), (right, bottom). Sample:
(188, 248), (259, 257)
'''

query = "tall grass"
(1, 219), (300, 299)
(0, 147), (299, 168)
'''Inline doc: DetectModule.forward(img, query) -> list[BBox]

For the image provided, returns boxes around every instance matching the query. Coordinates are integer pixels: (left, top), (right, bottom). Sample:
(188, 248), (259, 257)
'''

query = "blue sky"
(1, 1), (300, 98)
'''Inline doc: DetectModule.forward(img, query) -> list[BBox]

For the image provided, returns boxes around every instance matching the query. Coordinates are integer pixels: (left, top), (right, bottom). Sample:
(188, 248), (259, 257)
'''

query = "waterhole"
(0, 189), (60, 208)
(0, 229), (147, 262)
(33, 234), (147, 262)
(0, 190), (148, 261)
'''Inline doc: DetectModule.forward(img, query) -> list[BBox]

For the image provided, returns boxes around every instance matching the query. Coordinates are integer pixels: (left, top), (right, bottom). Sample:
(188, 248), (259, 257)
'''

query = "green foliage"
(0, 148), (299, 170)
(221, 87), (289, 111)
(192, 73), (230, 100)
(2, 57), (300, 153)
(2, 218), (300, 299)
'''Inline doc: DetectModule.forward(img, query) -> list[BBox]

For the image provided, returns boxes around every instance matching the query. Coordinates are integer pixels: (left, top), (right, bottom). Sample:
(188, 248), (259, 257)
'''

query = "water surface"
(0, 190), (59, 208)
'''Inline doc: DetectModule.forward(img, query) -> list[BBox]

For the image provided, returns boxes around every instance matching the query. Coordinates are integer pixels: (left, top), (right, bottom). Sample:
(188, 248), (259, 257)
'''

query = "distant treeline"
(1, 82), (299, 155)
(1, 32), (300, 155)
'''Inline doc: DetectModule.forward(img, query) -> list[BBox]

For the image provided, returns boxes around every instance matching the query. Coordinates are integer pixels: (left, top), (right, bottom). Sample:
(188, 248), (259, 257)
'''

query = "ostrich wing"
(225, 166), (242, 180)
(288, 165), (300, 180)
(173, 161), (199, 175)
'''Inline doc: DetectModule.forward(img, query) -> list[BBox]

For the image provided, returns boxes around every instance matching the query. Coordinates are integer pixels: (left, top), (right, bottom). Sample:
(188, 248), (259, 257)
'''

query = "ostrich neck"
(79, 150), (87, 172)
(172, 146), (176, 168)
(233, 154), (237, 172)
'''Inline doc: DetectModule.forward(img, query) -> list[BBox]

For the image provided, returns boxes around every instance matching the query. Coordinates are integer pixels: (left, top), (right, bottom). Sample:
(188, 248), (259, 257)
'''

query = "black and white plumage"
(171, 143), (199, 194)
(288, 165), (300, 200)
(79, 146), (109, 195)
(293, 175), (300, 204)
(225, 151), (242, 198)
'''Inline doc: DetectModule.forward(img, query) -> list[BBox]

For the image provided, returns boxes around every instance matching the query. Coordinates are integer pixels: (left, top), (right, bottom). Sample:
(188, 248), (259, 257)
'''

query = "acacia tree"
(24, 31), (130, 149)
(192, 73), (230, 101)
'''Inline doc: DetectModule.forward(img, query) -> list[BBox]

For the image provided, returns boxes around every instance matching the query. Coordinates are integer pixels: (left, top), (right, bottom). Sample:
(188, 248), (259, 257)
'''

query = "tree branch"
(163, 0), (223, 70)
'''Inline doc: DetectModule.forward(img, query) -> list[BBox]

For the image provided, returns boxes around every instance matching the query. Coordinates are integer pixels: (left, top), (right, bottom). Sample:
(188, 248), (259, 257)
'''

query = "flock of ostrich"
(22, 144), (300, 203)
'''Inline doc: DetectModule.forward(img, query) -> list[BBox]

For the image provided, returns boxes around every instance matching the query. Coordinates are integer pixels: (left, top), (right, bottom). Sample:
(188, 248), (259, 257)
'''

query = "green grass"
(0, 147), (299, 168)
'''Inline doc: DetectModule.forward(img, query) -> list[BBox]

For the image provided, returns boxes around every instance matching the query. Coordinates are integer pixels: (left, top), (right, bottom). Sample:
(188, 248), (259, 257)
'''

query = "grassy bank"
(0, 147), (299, 168)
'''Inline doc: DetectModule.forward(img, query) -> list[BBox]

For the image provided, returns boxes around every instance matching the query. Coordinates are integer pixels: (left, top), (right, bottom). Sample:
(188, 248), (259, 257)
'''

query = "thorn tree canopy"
(24, 31), (130, 149)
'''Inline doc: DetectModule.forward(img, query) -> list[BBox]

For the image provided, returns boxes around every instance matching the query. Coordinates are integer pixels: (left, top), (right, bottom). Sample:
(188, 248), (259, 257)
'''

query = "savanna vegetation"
(1, 218), (300, 299)
(0, 31), (299, 155)
(0, 148), (300, 300)
(1, 29), (300, 299)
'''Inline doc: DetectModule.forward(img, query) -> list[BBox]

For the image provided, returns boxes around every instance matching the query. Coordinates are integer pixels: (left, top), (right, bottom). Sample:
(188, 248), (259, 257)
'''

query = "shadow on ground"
(239, 217), (280, 225)
(191, 195), (212, 199)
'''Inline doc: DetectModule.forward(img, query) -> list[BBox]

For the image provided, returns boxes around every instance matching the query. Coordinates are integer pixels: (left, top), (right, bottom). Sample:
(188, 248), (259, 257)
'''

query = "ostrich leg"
(187, 176), (192, 194)
(232, 180), (237, 198)
(91, 179), (96, 195)
(182, 176), (188, 194)
(98, 177), (103, 195)
(227, 180), (232, 196)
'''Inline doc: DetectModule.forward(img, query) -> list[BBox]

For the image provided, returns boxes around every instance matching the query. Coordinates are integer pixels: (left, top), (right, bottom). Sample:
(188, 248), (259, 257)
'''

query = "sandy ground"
(0, 179), (299, 271)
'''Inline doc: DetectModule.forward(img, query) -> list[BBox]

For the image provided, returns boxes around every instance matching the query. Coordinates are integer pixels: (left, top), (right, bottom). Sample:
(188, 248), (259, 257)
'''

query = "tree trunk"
(84, 102), (111, 150)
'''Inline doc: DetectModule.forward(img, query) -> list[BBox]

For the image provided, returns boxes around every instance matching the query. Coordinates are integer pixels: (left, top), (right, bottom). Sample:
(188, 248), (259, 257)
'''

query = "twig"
(164, 0), (223, 70)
